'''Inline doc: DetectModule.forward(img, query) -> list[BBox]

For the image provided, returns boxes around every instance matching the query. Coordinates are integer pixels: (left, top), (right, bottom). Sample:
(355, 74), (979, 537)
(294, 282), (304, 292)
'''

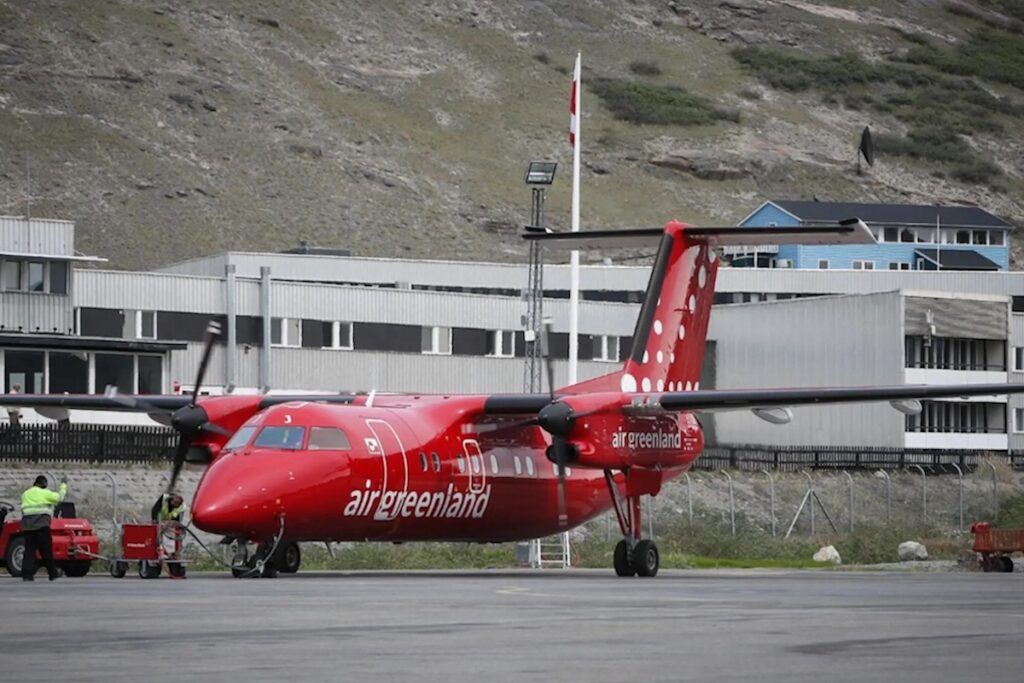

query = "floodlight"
(525, 161), (557, 185)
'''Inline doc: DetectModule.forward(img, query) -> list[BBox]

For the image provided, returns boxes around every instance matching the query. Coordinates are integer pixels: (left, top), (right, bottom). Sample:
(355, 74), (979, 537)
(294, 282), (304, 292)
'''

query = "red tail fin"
(560, 221), (717, 395)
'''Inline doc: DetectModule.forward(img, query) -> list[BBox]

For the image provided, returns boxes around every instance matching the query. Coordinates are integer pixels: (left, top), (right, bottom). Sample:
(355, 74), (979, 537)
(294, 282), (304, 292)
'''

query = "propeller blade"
(105, 385), (174, 416)
(167, 435), (190, 494)
(553, 440), (569, 528)
(190, 320), (222, 406)
(199, 421), (232, 437)
(540, 319), (555, 401)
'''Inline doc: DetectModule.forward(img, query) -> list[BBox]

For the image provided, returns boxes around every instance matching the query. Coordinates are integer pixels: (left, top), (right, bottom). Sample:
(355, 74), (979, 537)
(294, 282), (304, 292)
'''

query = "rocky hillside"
(1, 0), (1023, 270)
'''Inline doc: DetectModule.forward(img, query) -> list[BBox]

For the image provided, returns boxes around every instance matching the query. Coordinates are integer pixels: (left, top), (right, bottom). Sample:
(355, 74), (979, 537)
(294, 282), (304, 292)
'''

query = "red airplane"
(8, 219), (1024, 578)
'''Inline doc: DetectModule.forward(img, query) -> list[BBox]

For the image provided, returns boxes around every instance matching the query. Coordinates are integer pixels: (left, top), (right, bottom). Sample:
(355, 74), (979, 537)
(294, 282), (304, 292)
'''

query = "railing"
(695, 445), (1024, 472)
(0, 424), (176, 463)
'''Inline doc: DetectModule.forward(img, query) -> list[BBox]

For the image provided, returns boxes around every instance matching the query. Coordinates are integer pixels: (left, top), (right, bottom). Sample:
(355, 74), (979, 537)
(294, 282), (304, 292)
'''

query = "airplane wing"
(483, 382), (1024, 416)
(653, 383), (1024, 412)
(0, 393), (358, 413)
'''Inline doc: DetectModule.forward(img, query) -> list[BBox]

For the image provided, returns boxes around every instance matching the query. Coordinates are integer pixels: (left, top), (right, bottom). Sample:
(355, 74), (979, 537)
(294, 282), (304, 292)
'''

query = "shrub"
(591, 78), (738, 126)
(628, 60), (662, 76)
(533, 52), (550, 65)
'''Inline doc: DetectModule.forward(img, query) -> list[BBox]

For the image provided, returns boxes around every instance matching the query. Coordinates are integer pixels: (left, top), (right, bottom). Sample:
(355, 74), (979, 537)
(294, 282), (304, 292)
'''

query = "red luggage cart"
(109, 521), (187, 579)
(971, 522), (1023, 573)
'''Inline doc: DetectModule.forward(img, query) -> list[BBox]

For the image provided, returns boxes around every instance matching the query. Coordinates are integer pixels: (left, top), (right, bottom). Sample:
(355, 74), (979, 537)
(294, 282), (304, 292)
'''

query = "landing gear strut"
(605, 470), (659, 578)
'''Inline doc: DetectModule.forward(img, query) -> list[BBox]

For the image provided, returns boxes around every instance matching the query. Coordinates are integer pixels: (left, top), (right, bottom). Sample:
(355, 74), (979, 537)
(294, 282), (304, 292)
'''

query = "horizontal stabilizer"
(522, 219), (875, 251)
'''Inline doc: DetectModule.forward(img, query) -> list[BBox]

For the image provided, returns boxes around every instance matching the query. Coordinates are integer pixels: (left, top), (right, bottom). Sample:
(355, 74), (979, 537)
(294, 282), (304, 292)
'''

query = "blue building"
(735, 200), (1012, 271)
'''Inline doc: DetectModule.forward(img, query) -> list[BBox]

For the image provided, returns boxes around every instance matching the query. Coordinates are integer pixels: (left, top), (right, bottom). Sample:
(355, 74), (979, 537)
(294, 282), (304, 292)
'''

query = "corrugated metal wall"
(0, 216), (74, 256)
(1011, 314), (1024, 450)
(707, 291), (906, 447)
(0, 294), (74, 334)
(75, 271), (226, 312)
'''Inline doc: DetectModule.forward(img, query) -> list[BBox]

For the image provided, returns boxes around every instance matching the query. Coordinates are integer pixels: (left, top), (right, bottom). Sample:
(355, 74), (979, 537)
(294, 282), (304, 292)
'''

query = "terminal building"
(1, 212), (1022, 452)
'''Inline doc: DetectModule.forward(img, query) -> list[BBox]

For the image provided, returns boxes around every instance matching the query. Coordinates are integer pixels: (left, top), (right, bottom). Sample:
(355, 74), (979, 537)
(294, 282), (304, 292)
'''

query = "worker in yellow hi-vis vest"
(20, 475), (67, 581)
(151, 493), (187, 524)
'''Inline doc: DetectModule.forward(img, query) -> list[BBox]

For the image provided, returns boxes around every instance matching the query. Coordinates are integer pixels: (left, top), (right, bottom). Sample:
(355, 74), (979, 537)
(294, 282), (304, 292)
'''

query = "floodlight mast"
(522, 161), (556, 393)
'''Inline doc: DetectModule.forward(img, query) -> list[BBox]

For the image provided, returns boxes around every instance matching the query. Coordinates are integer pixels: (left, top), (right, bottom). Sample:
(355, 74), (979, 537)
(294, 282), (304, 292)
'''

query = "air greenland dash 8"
(8, 219), (1024, 578)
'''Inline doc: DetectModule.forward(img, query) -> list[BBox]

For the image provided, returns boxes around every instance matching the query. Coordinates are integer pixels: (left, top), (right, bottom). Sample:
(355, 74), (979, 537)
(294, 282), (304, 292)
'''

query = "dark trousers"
(22, 527), (56, 579)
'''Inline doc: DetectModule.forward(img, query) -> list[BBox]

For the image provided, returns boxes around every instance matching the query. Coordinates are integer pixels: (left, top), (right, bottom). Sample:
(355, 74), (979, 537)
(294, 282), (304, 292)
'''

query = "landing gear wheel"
(138, 560), (162, 579)
(277, 542), (301, 574)
(1000, 556), (1014, 573)
(231, 545), (251, 578)
(4, 536), (25, 577)
(168, 562), (187, 578)
(63, 561), (91, 578)
(632, 539), (660, 577)
(613, 540), (636, 577)
(110, 560), (127, 578)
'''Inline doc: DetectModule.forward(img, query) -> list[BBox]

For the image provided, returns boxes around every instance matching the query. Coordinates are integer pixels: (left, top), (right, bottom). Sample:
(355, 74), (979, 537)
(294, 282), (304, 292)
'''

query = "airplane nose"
(191, 492), (248, 535)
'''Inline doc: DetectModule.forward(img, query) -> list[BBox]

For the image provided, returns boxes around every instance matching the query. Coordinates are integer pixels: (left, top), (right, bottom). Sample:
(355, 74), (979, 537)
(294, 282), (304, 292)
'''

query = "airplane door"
(365, 419), (409, 521)
(462, 438), (486, 494)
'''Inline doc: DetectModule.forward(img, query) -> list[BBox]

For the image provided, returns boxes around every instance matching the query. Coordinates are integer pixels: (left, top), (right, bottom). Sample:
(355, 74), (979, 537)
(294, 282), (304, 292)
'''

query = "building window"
(271, 318), (301, 347)
(817, 259), (829, 269)
(48, 352), (89, 394)
(1015, 408), (1024, 434)
(1014, 347), (1024, 372)
(4, 350), (44, 394)
(991, 231), (1005, 246)
(1, 260), (21, 290)
(50, 262), (68, 295)
(94, 353), (134, 394)
(593, 335), (621, 362)
(136, 310), (157, 339)
(956, 230), (970, 244)
(137, 355), (163, 393)
(889, 262), (911, 270)
(883, 227), (898, 243)
(488, 330), (515, 357)
(324, 321), (353, 350)
(421, 326), (452, 355)
(973, 230), (988, 245)
(852, 260), (874, 270)
(776, 259), (792, 268)
(28, 262), (44, 292)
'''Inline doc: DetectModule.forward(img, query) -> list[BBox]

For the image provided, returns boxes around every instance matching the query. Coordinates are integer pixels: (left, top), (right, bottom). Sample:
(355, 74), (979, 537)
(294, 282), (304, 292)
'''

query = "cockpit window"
(223, 426), (257, 451)
(308, 427), (351, 451)
(253, 426), (306, 450)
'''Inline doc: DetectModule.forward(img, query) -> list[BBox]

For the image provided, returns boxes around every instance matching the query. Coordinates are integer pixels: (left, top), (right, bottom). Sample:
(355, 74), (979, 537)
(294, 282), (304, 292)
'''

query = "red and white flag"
(569, 53), (580, 147)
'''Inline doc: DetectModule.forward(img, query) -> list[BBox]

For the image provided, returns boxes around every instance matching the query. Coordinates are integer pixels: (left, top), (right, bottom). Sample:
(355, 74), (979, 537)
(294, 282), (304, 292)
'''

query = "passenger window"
(513, 455), (522, 476)
(253, 426), (306, 450)
(456, 454), (466, 473)
(525, 457), (535, 477)
(489, 454), (499, 475)
(471, 455), (480, 474)
(419, 452), (428, 471)
(307, 427), (351, 450)
(224, 426), (257, 451)
(431, 452), (440, 472)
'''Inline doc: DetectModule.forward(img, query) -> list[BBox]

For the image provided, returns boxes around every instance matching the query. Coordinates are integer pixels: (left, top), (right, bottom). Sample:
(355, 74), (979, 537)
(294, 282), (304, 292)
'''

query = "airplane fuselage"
(190, 396), (703, 543)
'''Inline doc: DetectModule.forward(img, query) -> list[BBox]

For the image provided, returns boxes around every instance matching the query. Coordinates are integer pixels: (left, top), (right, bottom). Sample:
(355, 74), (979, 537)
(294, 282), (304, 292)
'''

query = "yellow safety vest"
(20, 483), (67, 516)
(161, 499), (185, 521)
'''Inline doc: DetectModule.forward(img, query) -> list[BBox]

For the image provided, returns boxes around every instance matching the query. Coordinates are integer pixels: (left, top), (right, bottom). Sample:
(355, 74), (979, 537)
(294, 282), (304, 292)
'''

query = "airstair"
(529, 532), (571, 569)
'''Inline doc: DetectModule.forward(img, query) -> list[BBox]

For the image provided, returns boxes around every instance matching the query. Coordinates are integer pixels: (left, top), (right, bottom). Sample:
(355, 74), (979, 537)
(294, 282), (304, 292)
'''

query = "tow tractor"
(0, 500), (101, 578)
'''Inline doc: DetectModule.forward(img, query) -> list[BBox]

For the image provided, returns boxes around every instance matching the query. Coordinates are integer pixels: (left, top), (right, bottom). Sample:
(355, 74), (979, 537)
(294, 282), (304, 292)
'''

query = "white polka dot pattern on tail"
(621, 374), (637, 392)
(653, 320), (662, 335)
(642, 377), (651, 392)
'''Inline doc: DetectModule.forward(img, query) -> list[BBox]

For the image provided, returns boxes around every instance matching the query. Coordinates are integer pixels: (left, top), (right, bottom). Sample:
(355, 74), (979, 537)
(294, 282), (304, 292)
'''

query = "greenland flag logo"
(364, 437), (380, 454)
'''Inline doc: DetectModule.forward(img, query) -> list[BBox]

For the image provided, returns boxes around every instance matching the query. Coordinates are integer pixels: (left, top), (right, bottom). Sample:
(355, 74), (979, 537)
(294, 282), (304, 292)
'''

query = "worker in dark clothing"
(151, 493), (186, 524)
(20, 475), (67, 581)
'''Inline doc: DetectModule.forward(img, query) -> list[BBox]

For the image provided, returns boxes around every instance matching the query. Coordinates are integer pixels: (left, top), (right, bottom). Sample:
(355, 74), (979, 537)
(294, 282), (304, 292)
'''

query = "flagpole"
(569, 51), (581, 386)
(936, 213), (941, 271)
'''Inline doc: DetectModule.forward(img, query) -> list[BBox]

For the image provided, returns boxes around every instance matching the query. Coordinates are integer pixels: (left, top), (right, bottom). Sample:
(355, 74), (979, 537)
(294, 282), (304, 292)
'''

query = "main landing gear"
(605, 470), (660, 577)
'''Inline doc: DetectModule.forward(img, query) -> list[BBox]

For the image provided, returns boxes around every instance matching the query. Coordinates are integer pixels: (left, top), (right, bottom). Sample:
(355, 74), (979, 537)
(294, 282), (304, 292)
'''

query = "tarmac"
(1, 568), (1021, 682)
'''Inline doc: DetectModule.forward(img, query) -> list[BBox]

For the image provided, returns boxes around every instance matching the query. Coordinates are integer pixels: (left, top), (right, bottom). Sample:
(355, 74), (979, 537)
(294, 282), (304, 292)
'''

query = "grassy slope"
(0, 0), (1021, 270)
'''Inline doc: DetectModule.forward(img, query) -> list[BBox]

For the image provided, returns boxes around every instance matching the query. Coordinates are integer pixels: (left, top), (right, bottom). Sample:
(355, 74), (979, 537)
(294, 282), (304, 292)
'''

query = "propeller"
(540, 320), (572, 528)
(166, 320), (225, 493)
(107, 321), (226, 493)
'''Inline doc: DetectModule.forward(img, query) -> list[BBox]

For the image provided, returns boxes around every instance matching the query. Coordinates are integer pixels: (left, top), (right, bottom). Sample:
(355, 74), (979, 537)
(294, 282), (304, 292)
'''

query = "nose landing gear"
(228, 516), (290, 578)
(605, 470), (660, 578)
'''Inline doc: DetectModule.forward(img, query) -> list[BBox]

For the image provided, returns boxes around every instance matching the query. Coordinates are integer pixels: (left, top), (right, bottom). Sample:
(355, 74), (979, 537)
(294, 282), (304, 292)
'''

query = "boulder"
(898, 541), (929, 561)
(813, 545), (841, 564)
